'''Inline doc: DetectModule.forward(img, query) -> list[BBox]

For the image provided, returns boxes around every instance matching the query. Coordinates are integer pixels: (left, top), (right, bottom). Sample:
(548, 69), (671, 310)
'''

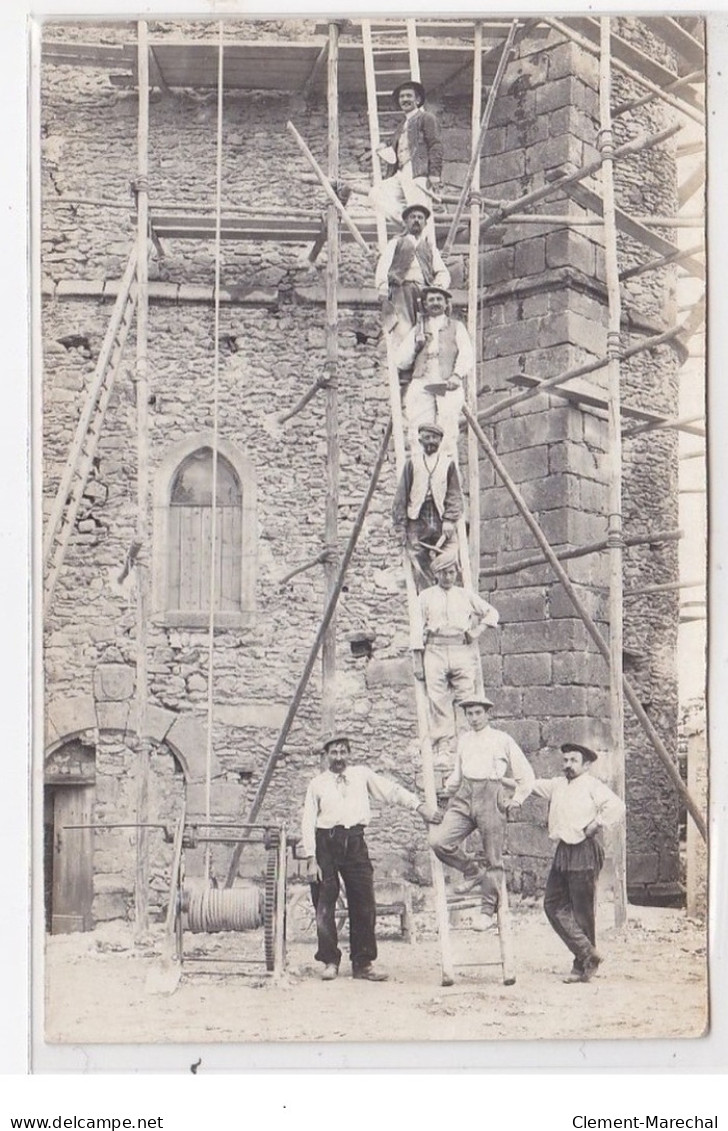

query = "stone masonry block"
(503, 653), (552, 686)
(46, 695), (97, 746)
(145, 704), (178, 744)
(494, 445), (549, 485)
(549, 583), (603, 622)
(552, 652), (606, 687)
(500, 718), (540, 753)
(514, 238), (546, 277)
(165, 714), (210, 783)
(492, 588), (546, 624)
(535, 76), (576, 114)
(538, 507), (571, 546)
(95, 700), (131, 734)
(540, 715), (611, 749)
(214, 702), (288, 728)
(549, 440), (604, 479)
(480, 654), (503, 690)
(93, 893), (129, 922)
(481, 485), (517, 521)
(525, 135), (579, 175)
(365, 658), (415, 689)
(568, 311), (605, 356)
(93, 663), (135, 703)
(480, 247), (515, 286)
(501, 619), (585, 655)
(496, 408), (575, 454)
(546, 229), (596, 276)
(522, 473), (578, 514)
(524, 685), (589, 717)
(579, 477), (608, 514)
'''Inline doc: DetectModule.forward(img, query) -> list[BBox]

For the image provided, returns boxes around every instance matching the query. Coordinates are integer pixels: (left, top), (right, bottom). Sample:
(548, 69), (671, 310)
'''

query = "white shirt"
(374, 237), (450, 296)
(301, 766), (420, 858)
(394, 314), (474, 379)
(446, 725), (535, 804)
(419, 583), (499, 646)
(531, 773), (625, 844)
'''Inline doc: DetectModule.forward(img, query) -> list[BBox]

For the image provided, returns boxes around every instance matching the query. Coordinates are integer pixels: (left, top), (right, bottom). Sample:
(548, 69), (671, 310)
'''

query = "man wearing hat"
(429, 697), (535, 916)
(396, 285), (473, 457)
(531, 743), (625, 982)
(375, 203), (451, 369)
(301, 733), (442, 982)
(392, 420), (463, 588)
(417, 549), (500, 755)
(369, 79), (443, 229)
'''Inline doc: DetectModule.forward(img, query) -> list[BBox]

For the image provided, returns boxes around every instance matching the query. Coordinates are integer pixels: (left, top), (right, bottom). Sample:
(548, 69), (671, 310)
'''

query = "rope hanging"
(204, 22), (226, 878)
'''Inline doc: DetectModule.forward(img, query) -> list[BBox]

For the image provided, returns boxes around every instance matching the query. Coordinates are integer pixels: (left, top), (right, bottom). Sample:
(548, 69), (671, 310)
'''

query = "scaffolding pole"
(322, 21), (341, 740)
(599, 17), (627, 928)
(134, 19), (150, 938)
(466, 22), (483, 590)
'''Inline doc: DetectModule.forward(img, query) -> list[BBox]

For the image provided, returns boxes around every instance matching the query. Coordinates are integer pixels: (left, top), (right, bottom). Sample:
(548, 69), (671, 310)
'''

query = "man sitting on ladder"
(375, 203), (451, 381)
(392, 421), (463, 589)
(368, 79), (443, 237)
(395, 286), (473, 458)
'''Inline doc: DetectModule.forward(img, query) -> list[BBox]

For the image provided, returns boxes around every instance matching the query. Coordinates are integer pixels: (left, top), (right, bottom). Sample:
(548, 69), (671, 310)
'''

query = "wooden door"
(50, 785), (94, 934)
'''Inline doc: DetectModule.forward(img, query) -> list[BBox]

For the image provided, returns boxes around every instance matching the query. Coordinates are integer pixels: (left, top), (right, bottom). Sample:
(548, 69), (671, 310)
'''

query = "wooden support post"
(496, 876), (516, 985)
(442, 19), (518, 258)
(462, 404), (707, 843)
(361, 21), (388, 249)
(466, 22), (483, 592)
(225, 423), (393, 887)
(322, 21), (340, 741)
(134, 19), (151, 940)
(599, 18), (627, 928)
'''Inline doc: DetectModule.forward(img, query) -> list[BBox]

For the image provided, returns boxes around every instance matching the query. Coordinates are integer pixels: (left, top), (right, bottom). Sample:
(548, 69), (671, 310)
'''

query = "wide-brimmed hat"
(401, 202), (431, 222)
(321, 733), (351, 751)
(392, 79), (426, 106)
(458, 697), (494, 710)
(561, 741), (598, 763)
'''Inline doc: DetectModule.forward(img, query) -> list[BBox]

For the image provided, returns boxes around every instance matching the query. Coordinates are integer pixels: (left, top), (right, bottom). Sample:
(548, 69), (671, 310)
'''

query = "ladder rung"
(374, 68), (411, 76)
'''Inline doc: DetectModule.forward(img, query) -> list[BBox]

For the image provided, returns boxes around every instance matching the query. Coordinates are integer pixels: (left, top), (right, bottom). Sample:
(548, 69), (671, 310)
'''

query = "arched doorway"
(44, 739), (96, 934)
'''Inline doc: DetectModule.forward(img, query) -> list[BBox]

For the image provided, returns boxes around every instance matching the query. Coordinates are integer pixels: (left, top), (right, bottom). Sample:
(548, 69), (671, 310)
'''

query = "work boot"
(321, 964), (339, 981)
(352, 964), (389, 982)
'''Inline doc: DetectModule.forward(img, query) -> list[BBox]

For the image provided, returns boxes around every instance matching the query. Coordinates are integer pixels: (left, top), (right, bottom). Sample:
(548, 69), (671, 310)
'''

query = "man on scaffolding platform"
(368, 79), (443, 235)
(392, 422), (463, 589)
(301, 733), (442, 983)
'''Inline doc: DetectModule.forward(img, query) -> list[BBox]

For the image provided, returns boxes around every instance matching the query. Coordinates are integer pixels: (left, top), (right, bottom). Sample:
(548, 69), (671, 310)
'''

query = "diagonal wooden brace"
(463, 403), (707, 843)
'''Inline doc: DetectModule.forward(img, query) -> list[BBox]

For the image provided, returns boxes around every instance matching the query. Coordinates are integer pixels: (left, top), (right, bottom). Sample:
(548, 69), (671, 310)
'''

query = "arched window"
(153, 436), (257, 628)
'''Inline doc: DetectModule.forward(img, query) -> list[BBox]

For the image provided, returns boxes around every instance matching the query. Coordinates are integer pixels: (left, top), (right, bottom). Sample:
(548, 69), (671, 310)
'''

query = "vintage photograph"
(36, 14), (708, 1048)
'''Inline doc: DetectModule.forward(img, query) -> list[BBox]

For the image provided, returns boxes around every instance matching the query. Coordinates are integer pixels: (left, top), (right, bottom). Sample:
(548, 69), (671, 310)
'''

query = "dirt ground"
(43, 897), (708, 1045)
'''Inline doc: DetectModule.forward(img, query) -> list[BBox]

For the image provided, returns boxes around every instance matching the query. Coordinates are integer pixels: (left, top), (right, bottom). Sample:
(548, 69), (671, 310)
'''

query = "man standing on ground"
(428, 696), (534, 916)
(301, 733), (442, 982)
(531, 742), (625, 983)
(417, 549), (499, 756)
(392, 422), (463, 588)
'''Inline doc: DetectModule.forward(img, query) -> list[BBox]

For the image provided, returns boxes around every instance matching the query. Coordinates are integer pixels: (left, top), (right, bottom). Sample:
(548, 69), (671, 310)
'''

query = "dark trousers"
(310, 826), (377, 969)
(429, 779), (507, 914)
(543, 850), (600, 969)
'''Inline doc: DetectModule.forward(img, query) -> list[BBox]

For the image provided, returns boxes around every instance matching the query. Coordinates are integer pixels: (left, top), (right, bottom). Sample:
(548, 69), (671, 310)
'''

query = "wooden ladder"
(362, 18), (516, 986)
(361, 18), (421, 247)
(43, 247), (138, 615)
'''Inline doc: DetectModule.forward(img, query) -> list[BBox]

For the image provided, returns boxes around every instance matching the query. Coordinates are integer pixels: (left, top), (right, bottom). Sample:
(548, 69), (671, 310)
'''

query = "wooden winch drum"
(186, 887), (264, 933)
